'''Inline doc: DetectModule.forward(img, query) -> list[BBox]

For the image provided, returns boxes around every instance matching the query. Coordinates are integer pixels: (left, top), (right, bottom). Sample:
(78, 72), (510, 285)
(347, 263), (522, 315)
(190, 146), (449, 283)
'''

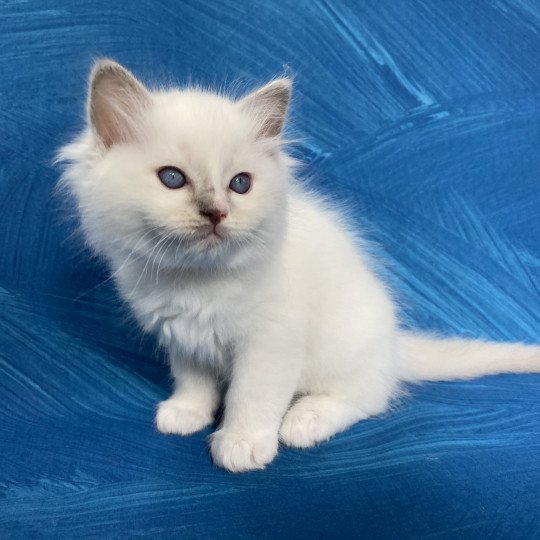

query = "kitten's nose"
(200, 209), (227, 226)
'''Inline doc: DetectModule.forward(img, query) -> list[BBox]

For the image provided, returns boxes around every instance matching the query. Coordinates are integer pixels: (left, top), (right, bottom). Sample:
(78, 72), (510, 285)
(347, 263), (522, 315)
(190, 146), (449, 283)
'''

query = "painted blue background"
(1, 1), (539, 537)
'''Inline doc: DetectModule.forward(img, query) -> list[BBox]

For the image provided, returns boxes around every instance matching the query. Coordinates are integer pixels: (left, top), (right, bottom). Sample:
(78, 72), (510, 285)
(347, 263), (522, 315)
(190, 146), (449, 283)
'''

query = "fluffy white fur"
(58, 60), (540, 472)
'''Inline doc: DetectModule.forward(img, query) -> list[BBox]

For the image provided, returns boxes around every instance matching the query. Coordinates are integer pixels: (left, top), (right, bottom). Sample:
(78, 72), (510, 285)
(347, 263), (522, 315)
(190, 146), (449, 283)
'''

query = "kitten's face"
(64, 61), (292, 271)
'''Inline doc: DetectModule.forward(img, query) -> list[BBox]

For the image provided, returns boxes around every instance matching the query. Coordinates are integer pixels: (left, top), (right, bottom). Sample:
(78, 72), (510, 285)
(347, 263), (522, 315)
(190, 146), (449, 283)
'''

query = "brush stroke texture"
(0, 0), (539, 538)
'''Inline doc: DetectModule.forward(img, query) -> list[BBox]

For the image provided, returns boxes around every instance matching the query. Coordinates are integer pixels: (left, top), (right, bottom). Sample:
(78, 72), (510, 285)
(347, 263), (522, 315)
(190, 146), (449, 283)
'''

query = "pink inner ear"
(240, 79), (291, 139)
(89, 63), (151, 149)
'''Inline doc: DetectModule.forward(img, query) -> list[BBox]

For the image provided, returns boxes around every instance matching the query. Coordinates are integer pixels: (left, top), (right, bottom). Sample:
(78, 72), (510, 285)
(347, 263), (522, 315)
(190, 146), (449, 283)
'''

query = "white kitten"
(58, 60), (540, 472)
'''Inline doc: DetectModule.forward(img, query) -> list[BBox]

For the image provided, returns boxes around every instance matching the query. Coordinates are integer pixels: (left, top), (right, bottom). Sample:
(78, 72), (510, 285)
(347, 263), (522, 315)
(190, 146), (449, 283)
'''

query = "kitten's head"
(59, 60), (294, 272)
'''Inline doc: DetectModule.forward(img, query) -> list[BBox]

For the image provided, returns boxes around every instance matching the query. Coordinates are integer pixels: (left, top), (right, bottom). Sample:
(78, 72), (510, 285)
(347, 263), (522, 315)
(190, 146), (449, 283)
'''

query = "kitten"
(58, 60), (540, 472)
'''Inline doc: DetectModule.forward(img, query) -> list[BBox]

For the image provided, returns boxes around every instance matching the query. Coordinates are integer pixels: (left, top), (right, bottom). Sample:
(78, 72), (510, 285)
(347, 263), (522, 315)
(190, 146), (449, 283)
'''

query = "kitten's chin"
(169, 227), (268, 271)
(148, 226), (245, 271)
(198, 231), (223, 249)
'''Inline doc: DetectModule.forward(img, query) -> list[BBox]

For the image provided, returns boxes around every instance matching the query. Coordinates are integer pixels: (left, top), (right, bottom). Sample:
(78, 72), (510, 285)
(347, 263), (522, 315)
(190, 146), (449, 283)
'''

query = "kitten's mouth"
(142, 221), (226, 253)
(198, 225), (225, 245)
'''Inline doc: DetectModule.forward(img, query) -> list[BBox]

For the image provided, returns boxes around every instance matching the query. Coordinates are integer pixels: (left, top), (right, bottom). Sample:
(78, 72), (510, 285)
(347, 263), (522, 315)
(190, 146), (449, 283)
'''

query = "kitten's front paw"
(155, 399), (213, 435)
(210, 429), (278, 472)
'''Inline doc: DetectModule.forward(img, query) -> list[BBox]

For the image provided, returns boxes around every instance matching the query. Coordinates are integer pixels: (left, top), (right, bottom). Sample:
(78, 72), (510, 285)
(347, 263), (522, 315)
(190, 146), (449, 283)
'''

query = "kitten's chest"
(130, 278), (244, 366)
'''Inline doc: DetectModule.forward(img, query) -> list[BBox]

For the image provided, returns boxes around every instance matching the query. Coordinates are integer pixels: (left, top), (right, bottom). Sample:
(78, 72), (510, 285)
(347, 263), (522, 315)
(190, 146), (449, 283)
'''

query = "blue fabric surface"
(1, 1), (539, 537)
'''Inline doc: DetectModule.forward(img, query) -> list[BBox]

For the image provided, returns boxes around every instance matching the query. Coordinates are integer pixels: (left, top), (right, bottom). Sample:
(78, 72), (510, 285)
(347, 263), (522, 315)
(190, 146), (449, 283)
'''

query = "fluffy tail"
(399, 332), (540, 382)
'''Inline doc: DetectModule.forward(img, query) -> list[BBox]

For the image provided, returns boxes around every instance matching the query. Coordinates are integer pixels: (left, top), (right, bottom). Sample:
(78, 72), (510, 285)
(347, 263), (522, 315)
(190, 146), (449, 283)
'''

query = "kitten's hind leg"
(279, 395), (365, 448)
(279, 389), (393, 448)
(281, 323), (400, 448)
(155, 363), (220, 436)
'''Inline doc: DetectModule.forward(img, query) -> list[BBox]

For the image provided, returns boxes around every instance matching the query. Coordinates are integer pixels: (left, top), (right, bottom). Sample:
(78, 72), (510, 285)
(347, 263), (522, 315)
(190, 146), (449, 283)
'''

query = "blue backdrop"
(1, 1), (539, 538)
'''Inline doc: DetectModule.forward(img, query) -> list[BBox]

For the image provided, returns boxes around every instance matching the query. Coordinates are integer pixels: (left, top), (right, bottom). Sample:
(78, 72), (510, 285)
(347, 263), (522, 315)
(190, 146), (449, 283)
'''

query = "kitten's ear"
(88, 59), (151, 149)
(239, 78), (291, 139)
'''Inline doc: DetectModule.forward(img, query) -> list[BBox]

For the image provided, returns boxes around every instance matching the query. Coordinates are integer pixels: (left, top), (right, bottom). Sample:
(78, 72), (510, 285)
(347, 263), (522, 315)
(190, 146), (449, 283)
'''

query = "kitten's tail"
(398, 332), (540, 382)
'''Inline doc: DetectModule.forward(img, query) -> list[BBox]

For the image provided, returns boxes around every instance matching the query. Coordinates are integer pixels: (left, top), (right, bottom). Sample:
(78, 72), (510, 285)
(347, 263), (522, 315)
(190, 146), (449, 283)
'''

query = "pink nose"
(200, 209), (227, 226)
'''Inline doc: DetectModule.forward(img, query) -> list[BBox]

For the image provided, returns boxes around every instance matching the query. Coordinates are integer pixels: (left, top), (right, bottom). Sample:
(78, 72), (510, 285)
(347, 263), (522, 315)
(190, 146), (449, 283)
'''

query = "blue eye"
(157, 166), (187, 189)
(229, 173), (251, 194)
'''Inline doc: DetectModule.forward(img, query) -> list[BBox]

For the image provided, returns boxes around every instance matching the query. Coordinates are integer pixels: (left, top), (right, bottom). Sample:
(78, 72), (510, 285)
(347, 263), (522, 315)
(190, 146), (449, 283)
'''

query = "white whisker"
(73, 225), (162, 301)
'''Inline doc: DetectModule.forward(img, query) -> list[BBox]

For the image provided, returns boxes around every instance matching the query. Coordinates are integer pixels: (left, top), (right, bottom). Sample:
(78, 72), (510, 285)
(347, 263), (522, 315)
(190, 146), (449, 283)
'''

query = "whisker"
(127, 230), (174, 298)
(154, 234), (177, 284)
(73, 225), (163, 301)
